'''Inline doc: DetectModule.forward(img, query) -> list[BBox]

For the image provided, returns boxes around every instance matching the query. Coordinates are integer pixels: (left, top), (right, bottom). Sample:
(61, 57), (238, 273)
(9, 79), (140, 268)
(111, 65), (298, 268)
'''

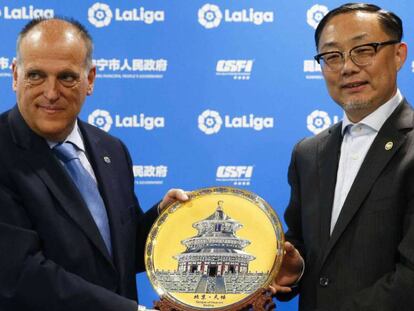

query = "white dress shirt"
(330, 89), (403, 234)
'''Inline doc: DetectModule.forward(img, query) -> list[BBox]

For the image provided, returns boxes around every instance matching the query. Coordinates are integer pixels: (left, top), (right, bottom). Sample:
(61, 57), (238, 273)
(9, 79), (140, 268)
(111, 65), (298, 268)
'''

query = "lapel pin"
(385, 142), (393, 151)
(103, 156), (111, 163)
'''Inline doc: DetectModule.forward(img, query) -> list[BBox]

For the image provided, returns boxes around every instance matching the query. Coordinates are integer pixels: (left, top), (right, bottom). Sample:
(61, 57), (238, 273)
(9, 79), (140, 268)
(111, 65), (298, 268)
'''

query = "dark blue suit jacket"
(0, 106), (158, 311)
(279, 100), (414, 310)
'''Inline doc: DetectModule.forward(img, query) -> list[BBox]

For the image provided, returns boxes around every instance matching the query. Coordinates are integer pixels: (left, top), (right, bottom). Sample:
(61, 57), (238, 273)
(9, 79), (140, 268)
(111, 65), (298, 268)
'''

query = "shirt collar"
(47, 120), (85, 152)
(341, 89), (403, 135)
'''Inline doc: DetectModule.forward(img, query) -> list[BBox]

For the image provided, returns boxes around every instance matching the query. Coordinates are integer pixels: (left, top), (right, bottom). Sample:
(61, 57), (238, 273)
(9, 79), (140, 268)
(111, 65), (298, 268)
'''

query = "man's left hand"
(269, 241), (304, 294)
(159, 188), (189, 212)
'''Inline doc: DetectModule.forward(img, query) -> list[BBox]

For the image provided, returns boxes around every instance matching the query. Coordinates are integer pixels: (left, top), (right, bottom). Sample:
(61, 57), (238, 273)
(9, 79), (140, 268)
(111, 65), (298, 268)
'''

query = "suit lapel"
(320, 100), (413, 268)
(9, 107), (114, 266)
(316, 123), (343, 259)
(80, 122), (125, 270)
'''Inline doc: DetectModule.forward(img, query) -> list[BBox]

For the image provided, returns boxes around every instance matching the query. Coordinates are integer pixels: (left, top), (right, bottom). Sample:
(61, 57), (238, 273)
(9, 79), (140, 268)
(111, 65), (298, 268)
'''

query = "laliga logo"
(0, 5), (54, 19)
(88, 109), (113, 132)
(198, 109), (274, 135)
(88, 109), (165, 132)
(88, 2), (112, 28)
(307, 4), (329, 29)
(198, 109), (223, 135)
(307, 110), (339, 135)
(198, 3), (222, 29)
(88, 2), (165, 28)
(198, 3), (274, 29)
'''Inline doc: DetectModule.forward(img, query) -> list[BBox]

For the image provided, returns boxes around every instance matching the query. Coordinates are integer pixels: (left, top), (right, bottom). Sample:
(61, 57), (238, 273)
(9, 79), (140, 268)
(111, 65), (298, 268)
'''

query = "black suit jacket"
(0, 106), (159, 311)
(279, 100), (414, 310)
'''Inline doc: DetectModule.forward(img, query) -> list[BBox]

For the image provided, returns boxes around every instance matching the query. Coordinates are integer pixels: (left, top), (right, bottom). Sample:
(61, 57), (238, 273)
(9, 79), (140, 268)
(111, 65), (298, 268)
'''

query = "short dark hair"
(16, 16), (94, 69)
(315, 3), (403, 50)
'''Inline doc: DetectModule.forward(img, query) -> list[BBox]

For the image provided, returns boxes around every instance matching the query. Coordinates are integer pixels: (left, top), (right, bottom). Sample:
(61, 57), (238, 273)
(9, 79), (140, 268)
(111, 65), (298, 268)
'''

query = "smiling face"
(318, 12), (407, 122)
(13, 20), (96, 141)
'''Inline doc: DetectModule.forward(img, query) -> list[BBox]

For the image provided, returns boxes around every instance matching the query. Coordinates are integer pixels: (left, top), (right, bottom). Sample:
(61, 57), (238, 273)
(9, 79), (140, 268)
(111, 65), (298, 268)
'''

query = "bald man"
(0, 17), (187, 311)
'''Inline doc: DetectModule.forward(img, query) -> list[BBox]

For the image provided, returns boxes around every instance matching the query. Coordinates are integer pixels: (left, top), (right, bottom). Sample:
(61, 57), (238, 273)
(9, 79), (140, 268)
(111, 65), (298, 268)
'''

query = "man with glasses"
(270, 3), (414, 310)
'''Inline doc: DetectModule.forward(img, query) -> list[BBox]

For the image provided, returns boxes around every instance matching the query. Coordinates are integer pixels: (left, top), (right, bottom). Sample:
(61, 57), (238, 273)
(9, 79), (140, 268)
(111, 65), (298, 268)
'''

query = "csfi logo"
(216, 60), (254, 80)
(216, 166), (253, 178)
(216, 60), (253, 73)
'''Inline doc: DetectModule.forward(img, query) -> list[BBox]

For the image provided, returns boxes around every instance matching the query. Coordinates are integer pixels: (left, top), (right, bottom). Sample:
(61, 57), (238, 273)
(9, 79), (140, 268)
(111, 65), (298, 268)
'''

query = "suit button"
(319, 277), (329, 287)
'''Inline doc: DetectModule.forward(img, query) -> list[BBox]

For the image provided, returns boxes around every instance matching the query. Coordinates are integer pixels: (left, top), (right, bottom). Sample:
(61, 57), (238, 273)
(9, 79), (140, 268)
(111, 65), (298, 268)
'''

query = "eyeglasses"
(314, 40), (400, 72)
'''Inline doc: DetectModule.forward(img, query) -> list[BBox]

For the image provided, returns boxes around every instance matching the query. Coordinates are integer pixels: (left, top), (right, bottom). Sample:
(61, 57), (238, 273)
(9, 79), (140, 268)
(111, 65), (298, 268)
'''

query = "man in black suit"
(0, 17), (187, 311)
(270, 3), (414, 310)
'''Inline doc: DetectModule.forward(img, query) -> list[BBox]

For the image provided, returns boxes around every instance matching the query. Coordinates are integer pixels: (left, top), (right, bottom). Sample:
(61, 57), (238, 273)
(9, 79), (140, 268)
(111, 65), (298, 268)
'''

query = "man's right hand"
(269, 241), (304, 294)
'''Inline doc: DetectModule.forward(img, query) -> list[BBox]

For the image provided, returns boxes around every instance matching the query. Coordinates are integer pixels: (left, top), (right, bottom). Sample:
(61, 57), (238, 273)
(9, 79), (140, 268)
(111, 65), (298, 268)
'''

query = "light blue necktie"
(53, 142), (112, 256)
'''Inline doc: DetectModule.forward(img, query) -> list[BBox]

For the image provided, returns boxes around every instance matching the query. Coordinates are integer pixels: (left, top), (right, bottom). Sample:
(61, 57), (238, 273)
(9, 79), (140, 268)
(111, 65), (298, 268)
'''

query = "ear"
(12, 59), (18, 92)
(395, 42), (408, 72)
(86, 65), (96, 96)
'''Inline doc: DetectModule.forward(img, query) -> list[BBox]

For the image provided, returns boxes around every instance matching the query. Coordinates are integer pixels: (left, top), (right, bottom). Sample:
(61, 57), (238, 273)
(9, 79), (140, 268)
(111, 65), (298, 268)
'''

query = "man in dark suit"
(270, 3), (414, 310)
(0, 17), (187, 311)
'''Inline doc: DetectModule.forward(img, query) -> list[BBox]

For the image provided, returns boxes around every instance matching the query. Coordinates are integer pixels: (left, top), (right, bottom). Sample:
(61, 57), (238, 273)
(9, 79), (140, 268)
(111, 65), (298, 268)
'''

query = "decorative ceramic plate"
(145, 187), (284, 310)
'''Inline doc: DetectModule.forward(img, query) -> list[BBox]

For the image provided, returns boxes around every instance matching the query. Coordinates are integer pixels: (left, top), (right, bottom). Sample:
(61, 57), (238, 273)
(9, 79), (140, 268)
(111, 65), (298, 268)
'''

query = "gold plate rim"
(144, 186), (285, 310)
